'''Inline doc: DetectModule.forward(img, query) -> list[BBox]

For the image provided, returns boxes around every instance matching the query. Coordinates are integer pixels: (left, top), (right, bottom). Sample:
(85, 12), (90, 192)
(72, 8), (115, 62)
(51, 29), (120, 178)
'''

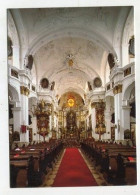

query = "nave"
(10, 138), (136, 188)
(8, 6), (136, 188)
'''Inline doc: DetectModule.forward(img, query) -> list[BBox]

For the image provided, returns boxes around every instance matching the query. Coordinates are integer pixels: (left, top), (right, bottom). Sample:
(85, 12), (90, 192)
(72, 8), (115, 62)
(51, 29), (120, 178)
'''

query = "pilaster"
(12, 107), (21, 133)
(91, 103), (98, 139)
(104, 111), (111, 140)
(31, 117), (39, 142)
(113, 84), (123, 140)
(20, 86), (29, 142)
(12, 45), (20, 68)
(122, 105), (131, 138)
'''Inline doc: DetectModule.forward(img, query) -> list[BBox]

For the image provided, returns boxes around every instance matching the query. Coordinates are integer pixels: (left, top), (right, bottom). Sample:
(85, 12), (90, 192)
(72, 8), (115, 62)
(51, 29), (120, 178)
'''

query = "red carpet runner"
(52, 148), (98, 187)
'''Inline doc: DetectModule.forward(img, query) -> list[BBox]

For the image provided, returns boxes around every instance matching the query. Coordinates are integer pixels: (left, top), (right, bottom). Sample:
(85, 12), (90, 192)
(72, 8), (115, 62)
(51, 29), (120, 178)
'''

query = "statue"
(40, 99), (45, 108)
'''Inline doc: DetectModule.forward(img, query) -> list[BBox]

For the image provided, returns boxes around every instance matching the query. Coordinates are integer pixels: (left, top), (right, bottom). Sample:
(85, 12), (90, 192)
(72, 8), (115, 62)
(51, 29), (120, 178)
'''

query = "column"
(12, 45), (20, 68)
(31, 116), (39, 142)
(91, 106), (98, 139)
(122, 105), (131, 138)
(20, 46), (29, 69)
(55, 115), (59, 139)
(20, 87), (29, 143)
(122, 44), (129, 66)
(104, 111), (111, 140)
(114, 85), (123, 140)
(48, 115), (52, 139)
(12, 107), (21, 133)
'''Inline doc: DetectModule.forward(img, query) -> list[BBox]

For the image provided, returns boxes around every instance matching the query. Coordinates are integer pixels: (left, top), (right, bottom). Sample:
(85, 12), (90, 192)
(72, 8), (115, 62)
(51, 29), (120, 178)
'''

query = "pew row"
(81, 141), (137, 185)
(10, 140), (64, 187)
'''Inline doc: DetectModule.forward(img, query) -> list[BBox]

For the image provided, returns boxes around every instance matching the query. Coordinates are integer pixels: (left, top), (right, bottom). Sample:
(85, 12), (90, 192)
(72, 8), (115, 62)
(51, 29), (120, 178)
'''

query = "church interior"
(8, 6), (136, 187)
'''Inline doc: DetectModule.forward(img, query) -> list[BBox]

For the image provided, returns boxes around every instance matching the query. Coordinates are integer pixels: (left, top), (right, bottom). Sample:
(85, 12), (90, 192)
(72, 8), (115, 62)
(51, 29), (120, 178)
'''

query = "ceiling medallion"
(66, 53), (75, 68)
(68, 59), (74, 67)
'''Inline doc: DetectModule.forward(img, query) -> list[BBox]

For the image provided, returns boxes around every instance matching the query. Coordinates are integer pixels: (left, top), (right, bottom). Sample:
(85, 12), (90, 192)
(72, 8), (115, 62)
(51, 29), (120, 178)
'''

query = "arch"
(10, 9), (28, 47)
(104, 61), (110, 84)
(122, 7), (134, 46)
(51, 68), (95, 84)
(28, 97), (38, 117)
(8, 10), (20, 46)
(43, 62), (99, 83)
(100, 51), (108, 86)
(8, 36), (13, 57)
(122, 7), (134, 66)
(113, 7), (131, 63)
(28, 92), (38, 99)
(123, 81), (135, 101)
(59, 91), (84, 108)
(9, 10), (29, 69)
(8, 10), (20, 69)
(26, 27), (117, 57)
(105, 95), (114, 104)
(59, 88), (85, 99)
(8, 84), (19, 102)
(31, 62), (37, 85)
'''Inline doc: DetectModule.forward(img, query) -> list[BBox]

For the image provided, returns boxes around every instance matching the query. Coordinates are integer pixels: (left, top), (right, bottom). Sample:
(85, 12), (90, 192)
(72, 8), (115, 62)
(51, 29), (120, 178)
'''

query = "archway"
(58, 91), (85, 140)
(122, 82), (135, 145)
(104, 96), (115, 141)
(8, 84), (20, 148)
(28, 97), (38, 142)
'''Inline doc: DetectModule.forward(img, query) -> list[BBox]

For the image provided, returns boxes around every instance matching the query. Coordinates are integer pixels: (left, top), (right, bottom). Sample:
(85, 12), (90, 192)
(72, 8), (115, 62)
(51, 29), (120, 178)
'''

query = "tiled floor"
(41, 149), (65, 187)
(79, 149), (110, 186)
(42, 148), (110, 187)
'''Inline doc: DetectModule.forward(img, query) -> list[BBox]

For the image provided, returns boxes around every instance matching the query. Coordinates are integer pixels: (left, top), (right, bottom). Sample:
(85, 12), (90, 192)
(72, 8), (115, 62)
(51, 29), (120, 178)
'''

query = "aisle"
(52, 148), (98, 187)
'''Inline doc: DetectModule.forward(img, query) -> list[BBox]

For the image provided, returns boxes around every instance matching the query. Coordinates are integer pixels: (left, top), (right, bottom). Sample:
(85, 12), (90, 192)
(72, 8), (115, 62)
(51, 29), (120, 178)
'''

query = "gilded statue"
(40, 99), (45, 108)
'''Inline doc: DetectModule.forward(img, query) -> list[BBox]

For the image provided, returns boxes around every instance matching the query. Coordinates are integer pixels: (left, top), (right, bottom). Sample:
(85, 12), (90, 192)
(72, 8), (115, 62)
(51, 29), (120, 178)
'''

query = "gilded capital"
(91, 102), (96, 108)
(118, 84), (122, 93)
(25, 88), (30, 96)
(113, 84), (122, 95)
(20, 86), (30, 96)
(20, 86), (25, 95)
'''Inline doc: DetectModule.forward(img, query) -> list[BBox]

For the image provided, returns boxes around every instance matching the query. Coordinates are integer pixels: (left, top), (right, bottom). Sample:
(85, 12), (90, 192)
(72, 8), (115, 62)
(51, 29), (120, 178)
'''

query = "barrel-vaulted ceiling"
(10, 7), (131, 97)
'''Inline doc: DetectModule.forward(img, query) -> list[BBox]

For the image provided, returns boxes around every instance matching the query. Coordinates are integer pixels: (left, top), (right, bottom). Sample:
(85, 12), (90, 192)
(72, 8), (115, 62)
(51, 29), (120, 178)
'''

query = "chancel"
(8, 6), (136, 187)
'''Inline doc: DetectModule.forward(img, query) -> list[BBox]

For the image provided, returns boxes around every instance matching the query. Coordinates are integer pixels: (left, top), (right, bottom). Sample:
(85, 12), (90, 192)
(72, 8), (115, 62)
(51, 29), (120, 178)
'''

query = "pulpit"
(33, 99), (52, 141)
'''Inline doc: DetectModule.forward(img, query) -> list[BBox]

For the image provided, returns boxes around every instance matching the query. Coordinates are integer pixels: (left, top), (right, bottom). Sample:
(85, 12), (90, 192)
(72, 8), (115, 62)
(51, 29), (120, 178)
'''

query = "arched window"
(8, 37), (13, 66)
(108, 53), (115, 69)
(40, 78), (49, 89)
(129, 36), (135, 57)
(93, 77), (102, 88)
(87, 81), (92, 91)
(8, 37), (13, 57)
(26, 55), (34, 70)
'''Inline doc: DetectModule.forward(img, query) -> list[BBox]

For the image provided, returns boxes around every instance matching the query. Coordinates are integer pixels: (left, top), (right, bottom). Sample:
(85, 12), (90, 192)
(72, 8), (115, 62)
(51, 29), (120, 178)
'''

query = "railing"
(105, 62), (135, 93)
(105, 81), (114, 92)
(123, 62), (135, 78)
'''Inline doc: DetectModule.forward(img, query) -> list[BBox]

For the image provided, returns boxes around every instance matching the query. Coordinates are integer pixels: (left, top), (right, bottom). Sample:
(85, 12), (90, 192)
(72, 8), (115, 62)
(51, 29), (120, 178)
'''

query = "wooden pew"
(10, 160), (28, 187)
(10, 140), (64, 187)
(80, 141), (137, 185)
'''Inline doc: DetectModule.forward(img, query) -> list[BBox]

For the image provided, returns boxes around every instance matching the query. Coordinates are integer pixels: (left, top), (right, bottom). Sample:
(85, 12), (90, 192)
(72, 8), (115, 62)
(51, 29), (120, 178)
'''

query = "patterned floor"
(41, 149), (65, 187)
(79, 149), (110, 186)
(41, 148), (111, 187)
